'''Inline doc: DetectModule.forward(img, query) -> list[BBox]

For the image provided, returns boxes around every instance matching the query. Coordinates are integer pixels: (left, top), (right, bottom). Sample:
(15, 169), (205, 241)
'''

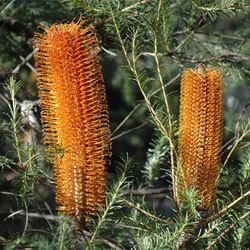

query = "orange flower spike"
(177, 64), (223, 211)
(33, 20), (111, 219)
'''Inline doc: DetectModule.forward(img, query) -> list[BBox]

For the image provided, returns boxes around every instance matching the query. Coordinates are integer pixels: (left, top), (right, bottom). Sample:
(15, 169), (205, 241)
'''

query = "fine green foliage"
(2, 78), (41, 203)
(4, 77), (22, 163)
(143, 132), (169, 185)
(0, 0), (249, 249)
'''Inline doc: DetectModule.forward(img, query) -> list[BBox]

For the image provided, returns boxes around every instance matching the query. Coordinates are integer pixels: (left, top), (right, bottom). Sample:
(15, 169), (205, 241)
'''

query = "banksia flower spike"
(177, 64), (223, 211)
(33, 20), (111, 220)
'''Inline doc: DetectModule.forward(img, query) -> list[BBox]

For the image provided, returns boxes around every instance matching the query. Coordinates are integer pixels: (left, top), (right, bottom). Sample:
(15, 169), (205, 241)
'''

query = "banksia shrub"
(33, 20), (111, 220)
(177, 65), (223, 211)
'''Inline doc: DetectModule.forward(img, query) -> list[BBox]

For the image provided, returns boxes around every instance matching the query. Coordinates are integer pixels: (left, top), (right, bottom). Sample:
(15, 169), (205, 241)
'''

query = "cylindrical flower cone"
(177, 65), (223, 211)
(33, 20), (111, 220)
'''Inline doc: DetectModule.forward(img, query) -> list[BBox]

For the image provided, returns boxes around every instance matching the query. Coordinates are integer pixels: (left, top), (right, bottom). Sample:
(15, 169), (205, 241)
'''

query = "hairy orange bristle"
(177, 65), (223, 210)
(33, 20), (111, 219)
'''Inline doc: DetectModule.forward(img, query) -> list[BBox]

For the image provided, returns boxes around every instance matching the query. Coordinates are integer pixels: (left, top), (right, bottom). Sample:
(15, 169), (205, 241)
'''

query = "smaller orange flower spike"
(33, 19), (111, 220)
(177, 64), (223, 211)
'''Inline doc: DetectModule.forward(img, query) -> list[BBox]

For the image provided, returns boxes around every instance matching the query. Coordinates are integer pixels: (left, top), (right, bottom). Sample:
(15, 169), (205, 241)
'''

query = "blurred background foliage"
(0, 0), (249, 249)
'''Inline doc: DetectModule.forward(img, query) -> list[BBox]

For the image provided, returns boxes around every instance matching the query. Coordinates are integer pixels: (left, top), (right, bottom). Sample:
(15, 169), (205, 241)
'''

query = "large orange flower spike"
(34, 20), (111, 220)
(177, 64), (223, 211)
